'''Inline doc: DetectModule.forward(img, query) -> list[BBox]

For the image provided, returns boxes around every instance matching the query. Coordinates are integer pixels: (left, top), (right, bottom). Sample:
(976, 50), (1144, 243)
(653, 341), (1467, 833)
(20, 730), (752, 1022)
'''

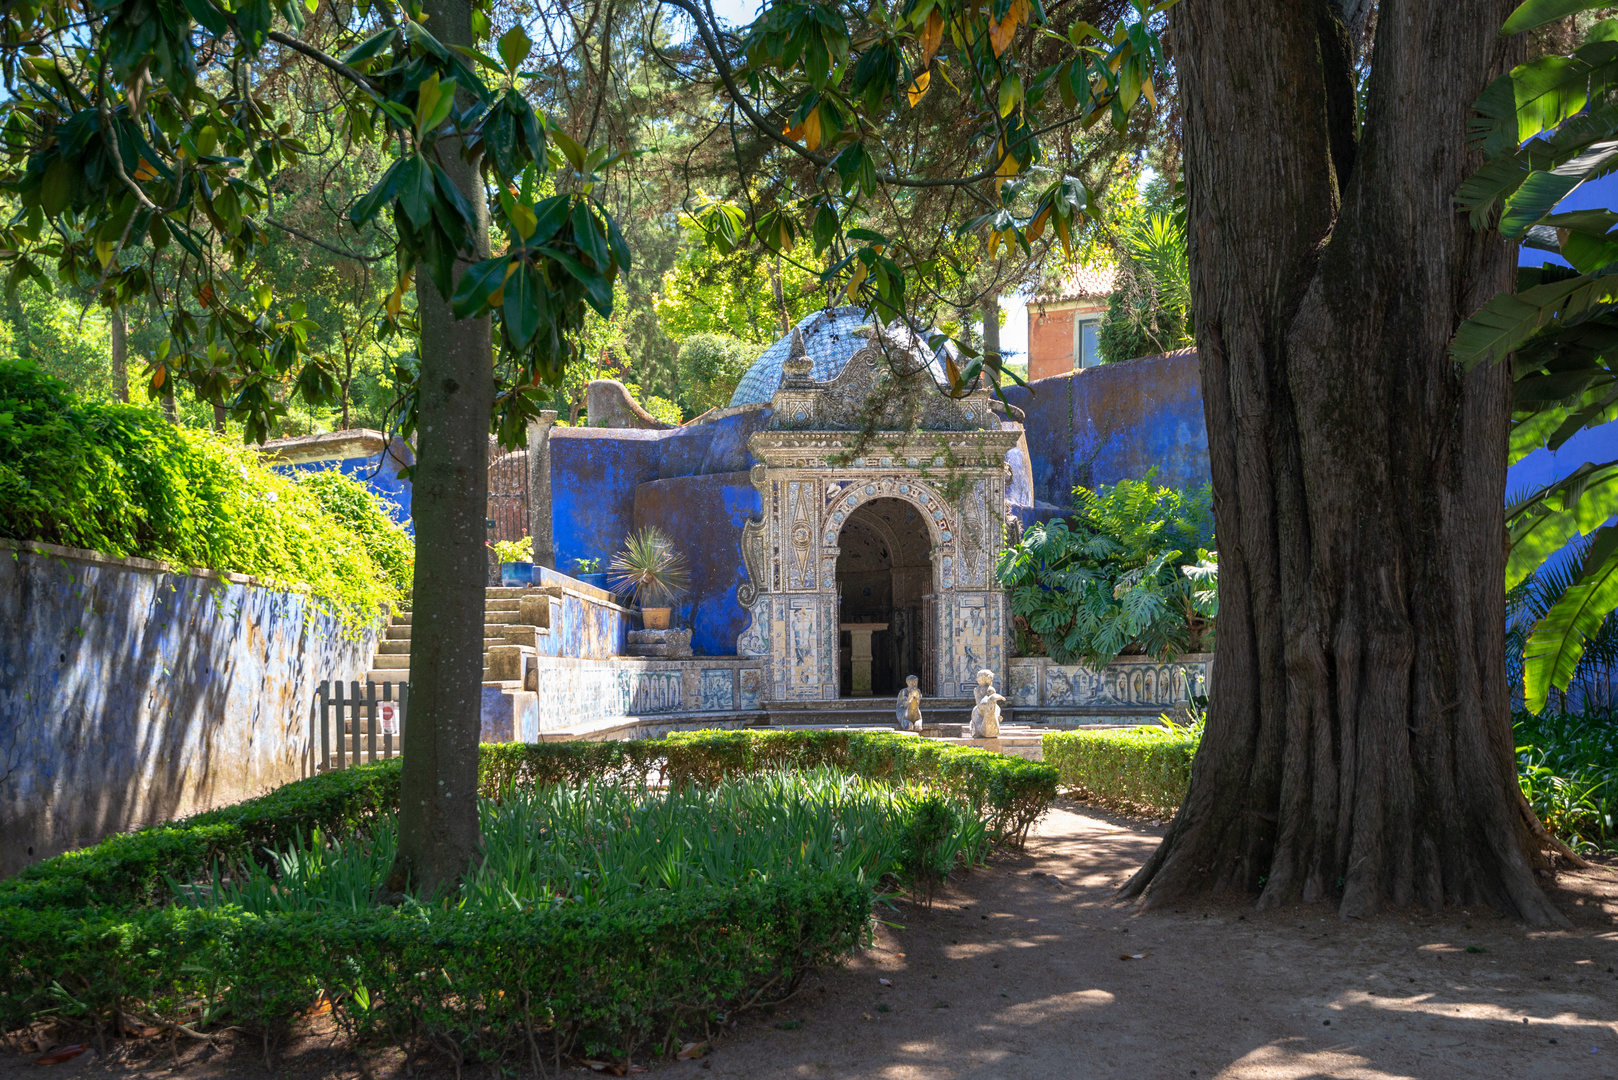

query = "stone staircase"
(362, 587), (557, 687)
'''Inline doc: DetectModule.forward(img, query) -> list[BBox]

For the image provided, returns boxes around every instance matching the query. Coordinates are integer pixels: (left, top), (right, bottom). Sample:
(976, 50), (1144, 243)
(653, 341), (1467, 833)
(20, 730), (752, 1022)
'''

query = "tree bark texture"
(1123, 0), (1567, 924)
(109, 307), (128, 403)
(387, 0), (493, 900)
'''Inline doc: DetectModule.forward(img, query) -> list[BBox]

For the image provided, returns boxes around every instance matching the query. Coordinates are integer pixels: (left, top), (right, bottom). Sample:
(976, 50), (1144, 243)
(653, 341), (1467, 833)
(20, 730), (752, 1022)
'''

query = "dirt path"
(8, 801), (1618, 1080)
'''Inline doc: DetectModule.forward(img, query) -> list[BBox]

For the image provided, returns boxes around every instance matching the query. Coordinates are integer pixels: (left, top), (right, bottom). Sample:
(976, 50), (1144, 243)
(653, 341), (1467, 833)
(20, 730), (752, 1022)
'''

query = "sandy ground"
(8, 800), (1618, 1080)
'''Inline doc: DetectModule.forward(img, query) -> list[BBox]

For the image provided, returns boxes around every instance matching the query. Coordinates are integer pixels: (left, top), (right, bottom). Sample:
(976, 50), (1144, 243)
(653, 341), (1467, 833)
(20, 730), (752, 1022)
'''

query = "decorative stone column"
(527, 410), (557, 569)
(841, 621), (888, 696)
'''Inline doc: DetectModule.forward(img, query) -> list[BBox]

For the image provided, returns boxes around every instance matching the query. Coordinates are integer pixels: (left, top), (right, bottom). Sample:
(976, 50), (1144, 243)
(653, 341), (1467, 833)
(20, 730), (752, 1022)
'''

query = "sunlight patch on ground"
(1331, 988), (1618, 1032)
(1214, 1039), (1420, 1080)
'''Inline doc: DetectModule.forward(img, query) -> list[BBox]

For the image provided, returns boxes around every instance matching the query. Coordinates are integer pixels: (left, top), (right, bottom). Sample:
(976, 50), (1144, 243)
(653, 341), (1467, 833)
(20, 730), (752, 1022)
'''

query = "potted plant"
(490, 536), (534, 587)
(571, 556), (608, 591)
(607, 527), (689, 630)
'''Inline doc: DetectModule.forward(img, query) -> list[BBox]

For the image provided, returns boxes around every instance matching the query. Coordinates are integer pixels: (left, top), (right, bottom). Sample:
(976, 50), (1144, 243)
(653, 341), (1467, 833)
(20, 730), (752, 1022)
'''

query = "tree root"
(1518, 789), (1589, 871)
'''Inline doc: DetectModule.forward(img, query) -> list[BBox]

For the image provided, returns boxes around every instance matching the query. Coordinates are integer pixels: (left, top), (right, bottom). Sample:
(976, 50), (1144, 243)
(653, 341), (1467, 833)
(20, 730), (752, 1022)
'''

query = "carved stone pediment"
(767, 336), (999, 434)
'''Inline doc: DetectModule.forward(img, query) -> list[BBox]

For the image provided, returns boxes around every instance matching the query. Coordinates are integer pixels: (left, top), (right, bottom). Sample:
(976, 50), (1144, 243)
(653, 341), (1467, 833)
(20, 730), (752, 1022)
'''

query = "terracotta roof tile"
(1031, 263), (1118, 303)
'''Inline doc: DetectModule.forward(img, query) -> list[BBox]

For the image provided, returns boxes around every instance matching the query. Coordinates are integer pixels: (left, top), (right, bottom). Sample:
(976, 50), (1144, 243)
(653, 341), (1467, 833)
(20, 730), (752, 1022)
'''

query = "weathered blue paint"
(0, 540), (379, 878)
(278, 436), (415, 530)
(532, 565), (634, 659)
(1003, 351), (1211, 506)
(634, 472), (763, 655)
(550, 427), (664, 574)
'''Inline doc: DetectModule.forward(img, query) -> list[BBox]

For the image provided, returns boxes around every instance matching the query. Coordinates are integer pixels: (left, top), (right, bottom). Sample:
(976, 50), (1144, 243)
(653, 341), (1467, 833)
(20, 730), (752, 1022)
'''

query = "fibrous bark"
(387, 0), (494, 900)
(1123, 0), (1568, 925)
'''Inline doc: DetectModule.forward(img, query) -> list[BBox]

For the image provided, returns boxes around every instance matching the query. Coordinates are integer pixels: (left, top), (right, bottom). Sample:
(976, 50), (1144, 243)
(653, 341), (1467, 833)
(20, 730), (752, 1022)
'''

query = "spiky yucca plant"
(607, 527), (690, 607)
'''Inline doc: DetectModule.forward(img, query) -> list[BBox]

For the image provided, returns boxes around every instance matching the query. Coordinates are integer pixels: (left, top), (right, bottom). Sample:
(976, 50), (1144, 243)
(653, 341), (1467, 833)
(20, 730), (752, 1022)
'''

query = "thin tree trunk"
(980, 290), (1000, 366)
(385, 0), (493, 900)
(109, 307), (128, 403)
(1122, 0), (1566, 925)
(161, 387), (178, 424)
(212, 402), (226, 433)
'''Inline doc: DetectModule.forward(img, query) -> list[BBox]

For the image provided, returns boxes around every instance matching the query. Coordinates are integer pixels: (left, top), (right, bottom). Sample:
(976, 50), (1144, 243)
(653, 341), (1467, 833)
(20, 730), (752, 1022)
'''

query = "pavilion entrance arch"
(833, 497), (935, 697)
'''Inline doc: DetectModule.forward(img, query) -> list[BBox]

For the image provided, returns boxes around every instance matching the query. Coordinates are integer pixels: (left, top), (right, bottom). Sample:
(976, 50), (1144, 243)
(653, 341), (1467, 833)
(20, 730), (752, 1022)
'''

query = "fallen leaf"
(862, 1013), (874, 1021)
(675, 1042), (709, 1060)
(33, 1046), (87, 1066)
(878, 978), (892, 986)
(1118, 953), (1149, 961)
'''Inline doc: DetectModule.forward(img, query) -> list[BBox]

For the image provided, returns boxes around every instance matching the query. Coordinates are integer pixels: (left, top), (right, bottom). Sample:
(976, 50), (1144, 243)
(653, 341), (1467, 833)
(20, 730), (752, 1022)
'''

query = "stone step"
(386, 624), (412, 640)
(378, 640), (411, 655)
(485, 610), (524, 625)
(372, 654), (410, 669)
(485, 586), (549, 599)
(486, 598), (523, 612)
(362, 671), (408, 687)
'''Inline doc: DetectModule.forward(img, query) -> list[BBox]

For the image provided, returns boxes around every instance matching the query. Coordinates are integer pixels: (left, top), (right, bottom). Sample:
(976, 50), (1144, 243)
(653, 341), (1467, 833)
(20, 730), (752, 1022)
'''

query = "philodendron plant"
(607, 527), (690, 607)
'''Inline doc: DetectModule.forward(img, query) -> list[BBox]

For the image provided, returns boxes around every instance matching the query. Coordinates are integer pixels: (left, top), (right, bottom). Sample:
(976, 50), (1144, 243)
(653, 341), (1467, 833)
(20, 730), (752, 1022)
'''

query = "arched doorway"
(836, 498), (933, 696)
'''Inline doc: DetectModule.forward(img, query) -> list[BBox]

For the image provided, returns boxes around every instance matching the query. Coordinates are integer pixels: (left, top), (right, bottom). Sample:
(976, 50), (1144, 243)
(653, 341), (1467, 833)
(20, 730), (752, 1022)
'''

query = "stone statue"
(895, 675), (923, 731)
(970, 668), (1003, 738)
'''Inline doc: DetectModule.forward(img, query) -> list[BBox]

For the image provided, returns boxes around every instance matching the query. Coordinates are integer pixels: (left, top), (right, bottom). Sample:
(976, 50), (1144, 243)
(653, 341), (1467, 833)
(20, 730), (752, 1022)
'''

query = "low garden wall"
(0, 539), (380, 877)
(1008, 653), (1211, 724)
(483, 656), (765, 740)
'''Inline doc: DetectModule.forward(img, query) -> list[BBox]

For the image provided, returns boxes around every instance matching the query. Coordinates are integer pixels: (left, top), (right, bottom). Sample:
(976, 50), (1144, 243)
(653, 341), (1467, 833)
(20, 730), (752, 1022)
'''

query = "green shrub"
(0, 359), (406, 631)
(3, 734), (1055, 1059)
(296, 468), (414, 593)
(1514, 708), (1618, 853)
(2, 875), (869, 1064)
(1042, 725), (1199, 818)
(998, 474), (1216, 667)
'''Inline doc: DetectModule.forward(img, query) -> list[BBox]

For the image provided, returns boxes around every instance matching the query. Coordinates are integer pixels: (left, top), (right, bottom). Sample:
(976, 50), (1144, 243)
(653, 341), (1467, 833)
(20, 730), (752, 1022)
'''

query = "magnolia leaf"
(499, 24), (533, 73)
(907, 69), (931, 107)
(999, 73), (1023, 118)
(502, 261), (542, 348)
(920, 9), (944, 66)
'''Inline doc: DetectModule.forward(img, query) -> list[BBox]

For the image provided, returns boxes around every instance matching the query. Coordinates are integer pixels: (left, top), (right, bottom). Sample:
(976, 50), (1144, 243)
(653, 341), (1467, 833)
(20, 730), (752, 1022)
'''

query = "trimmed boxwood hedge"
(1042, 726), (1198, 818)
(479, 729), (1057, 843)
(2, 731), (1056, 1061)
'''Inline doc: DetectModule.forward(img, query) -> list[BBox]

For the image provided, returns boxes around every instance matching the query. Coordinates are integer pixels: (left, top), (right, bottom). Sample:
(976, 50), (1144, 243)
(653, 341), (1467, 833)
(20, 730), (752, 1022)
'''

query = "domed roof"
(729, 306), (956, 407)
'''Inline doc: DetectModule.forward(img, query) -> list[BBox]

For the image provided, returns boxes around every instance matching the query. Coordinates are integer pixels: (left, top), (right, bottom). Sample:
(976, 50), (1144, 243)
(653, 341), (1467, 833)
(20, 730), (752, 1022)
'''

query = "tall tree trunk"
(212, 402), (226, 433)
(109, 307), (128, 403)
(161, 387), (178, 424)
(1123, 0), (1566, 924)
(386, 0), (493, 900)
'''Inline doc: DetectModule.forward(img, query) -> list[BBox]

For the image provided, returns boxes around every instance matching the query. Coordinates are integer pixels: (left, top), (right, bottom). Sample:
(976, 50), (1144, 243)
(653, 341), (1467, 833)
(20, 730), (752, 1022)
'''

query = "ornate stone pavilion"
(732, 317), (1023, 702)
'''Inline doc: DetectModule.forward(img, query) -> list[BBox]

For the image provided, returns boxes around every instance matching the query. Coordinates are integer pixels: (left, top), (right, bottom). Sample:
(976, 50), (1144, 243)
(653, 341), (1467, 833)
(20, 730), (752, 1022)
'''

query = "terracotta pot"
(641, 606), (672, 630)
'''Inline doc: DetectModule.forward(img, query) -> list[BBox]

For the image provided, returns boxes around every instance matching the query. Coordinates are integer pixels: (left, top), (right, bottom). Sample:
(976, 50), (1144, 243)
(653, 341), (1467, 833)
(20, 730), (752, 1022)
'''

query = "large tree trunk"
(1123, 0), (1567, 924)
(386, 0), (493, 900)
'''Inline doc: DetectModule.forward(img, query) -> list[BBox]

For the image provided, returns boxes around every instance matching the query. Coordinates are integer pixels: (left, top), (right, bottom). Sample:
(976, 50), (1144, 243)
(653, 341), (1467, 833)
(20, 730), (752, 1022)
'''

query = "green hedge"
(0, 359), (410, 631)
(2, 873), (866, 1064)
(3, 732), (1055, 1057)
(0, 760), (404, 913)
(480, 729), (1057, 843)
(1042, 727), (1198, 817)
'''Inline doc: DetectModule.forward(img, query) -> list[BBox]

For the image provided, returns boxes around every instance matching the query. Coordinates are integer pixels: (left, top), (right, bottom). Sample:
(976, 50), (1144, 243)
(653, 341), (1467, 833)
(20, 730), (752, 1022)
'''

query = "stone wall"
(1002, 350), (1211, 508)
(481, 656), (764, 741)
(0, 540), (381, 877)
(1007, 653), (1211, 725)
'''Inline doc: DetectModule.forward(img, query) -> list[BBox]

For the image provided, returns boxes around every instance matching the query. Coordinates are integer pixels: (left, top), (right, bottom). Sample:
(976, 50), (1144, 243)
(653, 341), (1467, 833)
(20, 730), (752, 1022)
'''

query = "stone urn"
(641, 606), (672, 630)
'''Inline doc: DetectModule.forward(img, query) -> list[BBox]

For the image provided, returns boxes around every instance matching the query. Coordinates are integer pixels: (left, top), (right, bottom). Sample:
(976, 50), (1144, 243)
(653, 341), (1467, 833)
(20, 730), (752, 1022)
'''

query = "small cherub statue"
(895, 674), (923, 731)
(970, 669), (1003, 738)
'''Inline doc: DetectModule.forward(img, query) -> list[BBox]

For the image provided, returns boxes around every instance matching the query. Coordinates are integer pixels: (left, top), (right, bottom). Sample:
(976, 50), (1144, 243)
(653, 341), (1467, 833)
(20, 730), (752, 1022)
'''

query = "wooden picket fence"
(310, 679), (408, 774)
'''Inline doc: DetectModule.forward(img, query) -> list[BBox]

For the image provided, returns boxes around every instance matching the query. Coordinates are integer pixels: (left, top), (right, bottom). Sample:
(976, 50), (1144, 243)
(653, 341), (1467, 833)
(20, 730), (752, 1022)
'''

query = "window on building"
(1078, 317), (1102, 368)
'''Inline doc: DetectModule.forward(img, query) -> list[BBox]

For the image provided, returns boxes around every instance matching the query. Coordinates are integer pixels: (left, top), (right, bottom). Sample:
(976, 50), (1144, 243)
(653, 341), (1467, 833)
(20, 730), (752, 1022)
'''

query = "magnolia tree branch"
(266, 29), (382, 95)
(658, 0), (1006, 190)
